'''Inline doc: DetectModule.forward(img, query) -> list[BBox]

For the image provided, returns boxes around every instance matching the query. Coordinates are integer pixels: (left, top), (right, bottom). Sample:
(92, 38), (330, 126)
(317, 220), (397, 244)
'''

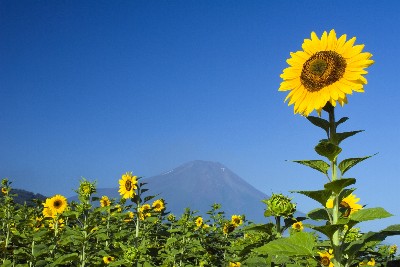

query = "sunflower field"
(2, 30), (400, 266)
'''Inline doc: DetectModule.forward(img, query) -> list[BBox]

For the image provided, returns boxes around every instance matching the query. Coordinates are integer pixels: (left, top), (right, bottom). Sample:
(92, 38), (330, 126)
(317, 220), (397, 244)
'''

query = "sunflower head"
(318, 249), (334, 267)
(231, 215), (243, 227)
(279, 29), (373, 116)
(100, 196), (111, 207)
(292, 221), (304, 231)
(195, 217), (203, 227)
(229, 262), (241, 267)
(152, 199), (165, 212)
(118, 172), (138, 199)
(138, 204), (151, 220)
(223, 222), (236, 235)
(44, 195), (68, 216)
(103, 256), (115, 264)
(389, 244), (397, 255)
(1, 187), (8, 195)
(326, 193), (362, 217)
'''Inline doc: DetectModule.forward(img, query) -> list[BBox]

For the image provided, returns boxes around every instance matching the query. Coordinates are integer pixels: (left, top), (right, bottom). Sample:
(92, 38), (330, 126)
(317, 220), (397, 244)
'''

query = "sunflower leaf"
(349, 207), (393, 222)
(324, 178), (356, 194)
(315, 140), (342, 162)
(307, 208), (330, 221)
(336, 117), (349, 128)
(294, 190), (332, 207)
(338, 154), (377, 175)
(311, 224), (345, 239)
(336, 130), (364, 144)
(307, 116), (330, 136)
(254, 232), (315, 257)
(292, 160), (330, 175)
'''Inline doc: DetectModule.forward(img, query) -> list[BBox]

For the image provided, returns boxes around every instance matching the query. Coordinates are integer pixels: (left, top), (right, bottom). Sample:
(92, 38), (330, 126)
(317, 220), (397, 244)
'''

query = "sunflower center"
(125, 180), (132, 191)
(340, 201), (351, 217)
(301, 51), (346, 92)
(54, 200), (62, 209)
(321, 257), (331, 266)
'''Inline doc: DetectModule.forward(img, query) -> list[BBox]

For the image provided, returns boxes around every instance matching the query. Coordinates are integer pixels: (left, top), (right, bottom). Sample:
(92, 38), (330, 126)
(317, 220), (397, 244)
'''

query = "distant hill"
(69, 160), (272, 222)
(2, 189), (47, 206)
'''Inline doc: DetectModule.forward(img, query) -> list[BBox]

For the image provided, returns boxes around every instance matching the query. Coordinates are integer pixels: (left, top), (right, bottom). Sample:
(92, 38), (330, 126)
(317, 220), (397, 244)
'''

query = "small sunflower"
(118, 172), (138, 199)
(279, 29), (373, 116)
(49, 218), (65, 230)
(231, 215), (243, 227)
(103, 256), (115, 264)
(318, 249), (334, 267)
(229, 262), (241, 267)
(47, 195), (68, 215)
(195, 217), (203, 227)
(223, 222), (236, 235)
(152, 199), (165, 212)
(123, 211), (134, 222)
(138, 204), (151, 220)
(1, 187), (8, 195)
(292, 221), (304, 231)
(100, 196), (111, 207)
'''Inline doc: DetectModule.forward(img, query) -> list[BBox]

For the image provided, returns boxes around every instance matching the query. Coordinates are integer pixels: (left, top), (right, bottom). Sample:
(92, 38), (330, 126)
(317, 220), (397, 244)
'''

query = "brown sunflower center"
(301, 51), (346, 92)
(321, 257), (331, 266)
(294, 223), (301, 229)
(53, 200), (62, 209)
(340, 201), (351, 217)
(125, 180), (132, 191)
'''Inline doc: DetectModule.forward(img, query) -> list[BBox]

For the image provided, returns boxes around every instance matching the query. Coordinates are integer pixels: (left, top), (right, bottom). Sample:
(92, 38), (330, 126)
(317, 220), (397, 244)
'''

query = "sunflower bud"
(264, 194), (296, 218)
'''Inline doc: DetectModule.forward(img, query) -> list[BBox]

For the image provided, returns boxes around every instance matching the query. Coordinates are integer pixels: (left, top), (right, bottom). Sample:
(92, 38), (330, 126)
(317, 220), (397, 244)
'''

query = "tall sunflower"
(47, 195), (68, 215)
(118, 172), (138, 199)
(279, 29), (373, 116)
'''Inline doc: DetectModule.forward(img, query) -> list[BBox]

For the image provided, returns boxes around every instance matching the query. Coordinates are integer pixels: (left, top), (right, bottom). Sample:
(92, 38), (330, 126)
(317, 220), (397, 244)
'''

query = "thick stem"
(327, 105), (342, 266)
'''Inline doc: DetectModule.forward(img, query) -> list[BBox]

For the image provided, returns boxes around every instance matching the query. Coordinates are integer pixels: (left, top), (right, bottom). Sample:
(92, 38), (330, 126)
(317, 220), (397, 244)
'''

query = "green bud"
(264, 194), (296, 218)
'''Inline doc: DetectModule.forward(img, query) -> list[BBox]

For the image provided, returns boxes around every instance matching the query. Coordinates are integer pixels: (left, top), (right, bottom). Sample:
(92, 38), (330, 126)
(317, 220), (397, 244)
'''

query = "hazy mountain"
(1, 189), (47, 206)
(70, 160), (271, 222)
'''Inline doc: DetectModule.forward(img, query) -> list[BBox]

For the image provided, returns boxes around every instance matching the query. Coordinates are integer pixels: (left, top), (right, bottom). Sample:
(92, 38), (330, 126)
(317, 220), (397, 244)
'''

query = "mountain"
(70, 160), (271, 222)
(1, 189), (47, 206)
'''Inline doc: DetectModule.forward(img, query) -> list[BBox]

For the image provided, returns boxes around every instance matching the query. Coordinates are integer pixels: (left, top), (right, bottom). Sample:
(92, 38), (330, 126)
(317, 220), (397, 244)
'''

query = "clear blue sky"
(1, 1), (399, 243)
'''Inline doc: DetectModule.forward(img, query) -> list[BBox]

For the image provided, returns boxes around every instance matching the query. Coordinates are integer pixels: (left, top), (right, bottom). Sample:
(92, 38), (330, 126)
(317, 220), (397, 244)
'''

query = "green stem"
(327, 104), (342, 266)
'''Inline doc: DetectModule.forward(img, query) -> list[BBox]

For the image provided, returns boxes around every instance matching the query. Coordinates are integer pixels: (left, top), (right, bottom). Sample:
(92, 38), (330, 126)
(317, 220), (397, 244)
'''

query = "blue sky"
(1, 1), (399, 243)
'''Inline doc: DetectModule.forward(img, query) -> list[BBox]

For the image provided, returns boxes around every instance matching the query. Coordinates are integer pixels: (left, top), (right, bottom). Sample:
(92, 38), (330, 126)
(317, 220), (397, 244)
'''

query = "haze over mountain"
(70, 160), (271, 222)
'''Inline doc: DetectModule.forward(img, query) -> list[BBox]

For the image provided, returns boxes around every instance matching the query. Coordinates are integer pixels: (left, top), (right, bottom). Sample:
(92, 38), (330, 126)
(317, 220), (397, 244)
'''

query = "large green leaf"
(336, 130), (364, 144)
(338, 154), (376, 175)
(349, 207), (393, 222)
(307, 116), (330, 135)
(324, 178), (356, 194)
(254, 232), (315, 257)
(295, 189), (332, 207)
(315, 140), (342, 161)
(292, 160), (330, 175)
(307, 208), (330, 221)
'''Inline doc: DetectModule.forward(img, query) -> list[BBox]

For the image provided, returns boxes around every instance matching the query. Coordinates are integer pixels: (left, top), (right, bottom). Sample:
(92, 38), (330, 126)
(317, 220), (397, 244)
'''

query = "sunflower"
(359, 258), (375, 266)
(318, 249), (334, 267)
(152, 199), (165, 212)
(123, 211), (134, 222)
(138, 204), (151, 220)
(100, 196), (111, 207)
(279, 29), (373, 116)
(118, 172), (138, 199)
(326, 193), (362, 217)
(229, 262), (241, 267)
(231, 215), (243, 227)
(46, 195), (68, 215)
(103, 256), (115, 264)
(292, 221), (304, 231)
(223, 222), (236, 235)
(195, 217), (203, 227)
(1, 187), (8, 195)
